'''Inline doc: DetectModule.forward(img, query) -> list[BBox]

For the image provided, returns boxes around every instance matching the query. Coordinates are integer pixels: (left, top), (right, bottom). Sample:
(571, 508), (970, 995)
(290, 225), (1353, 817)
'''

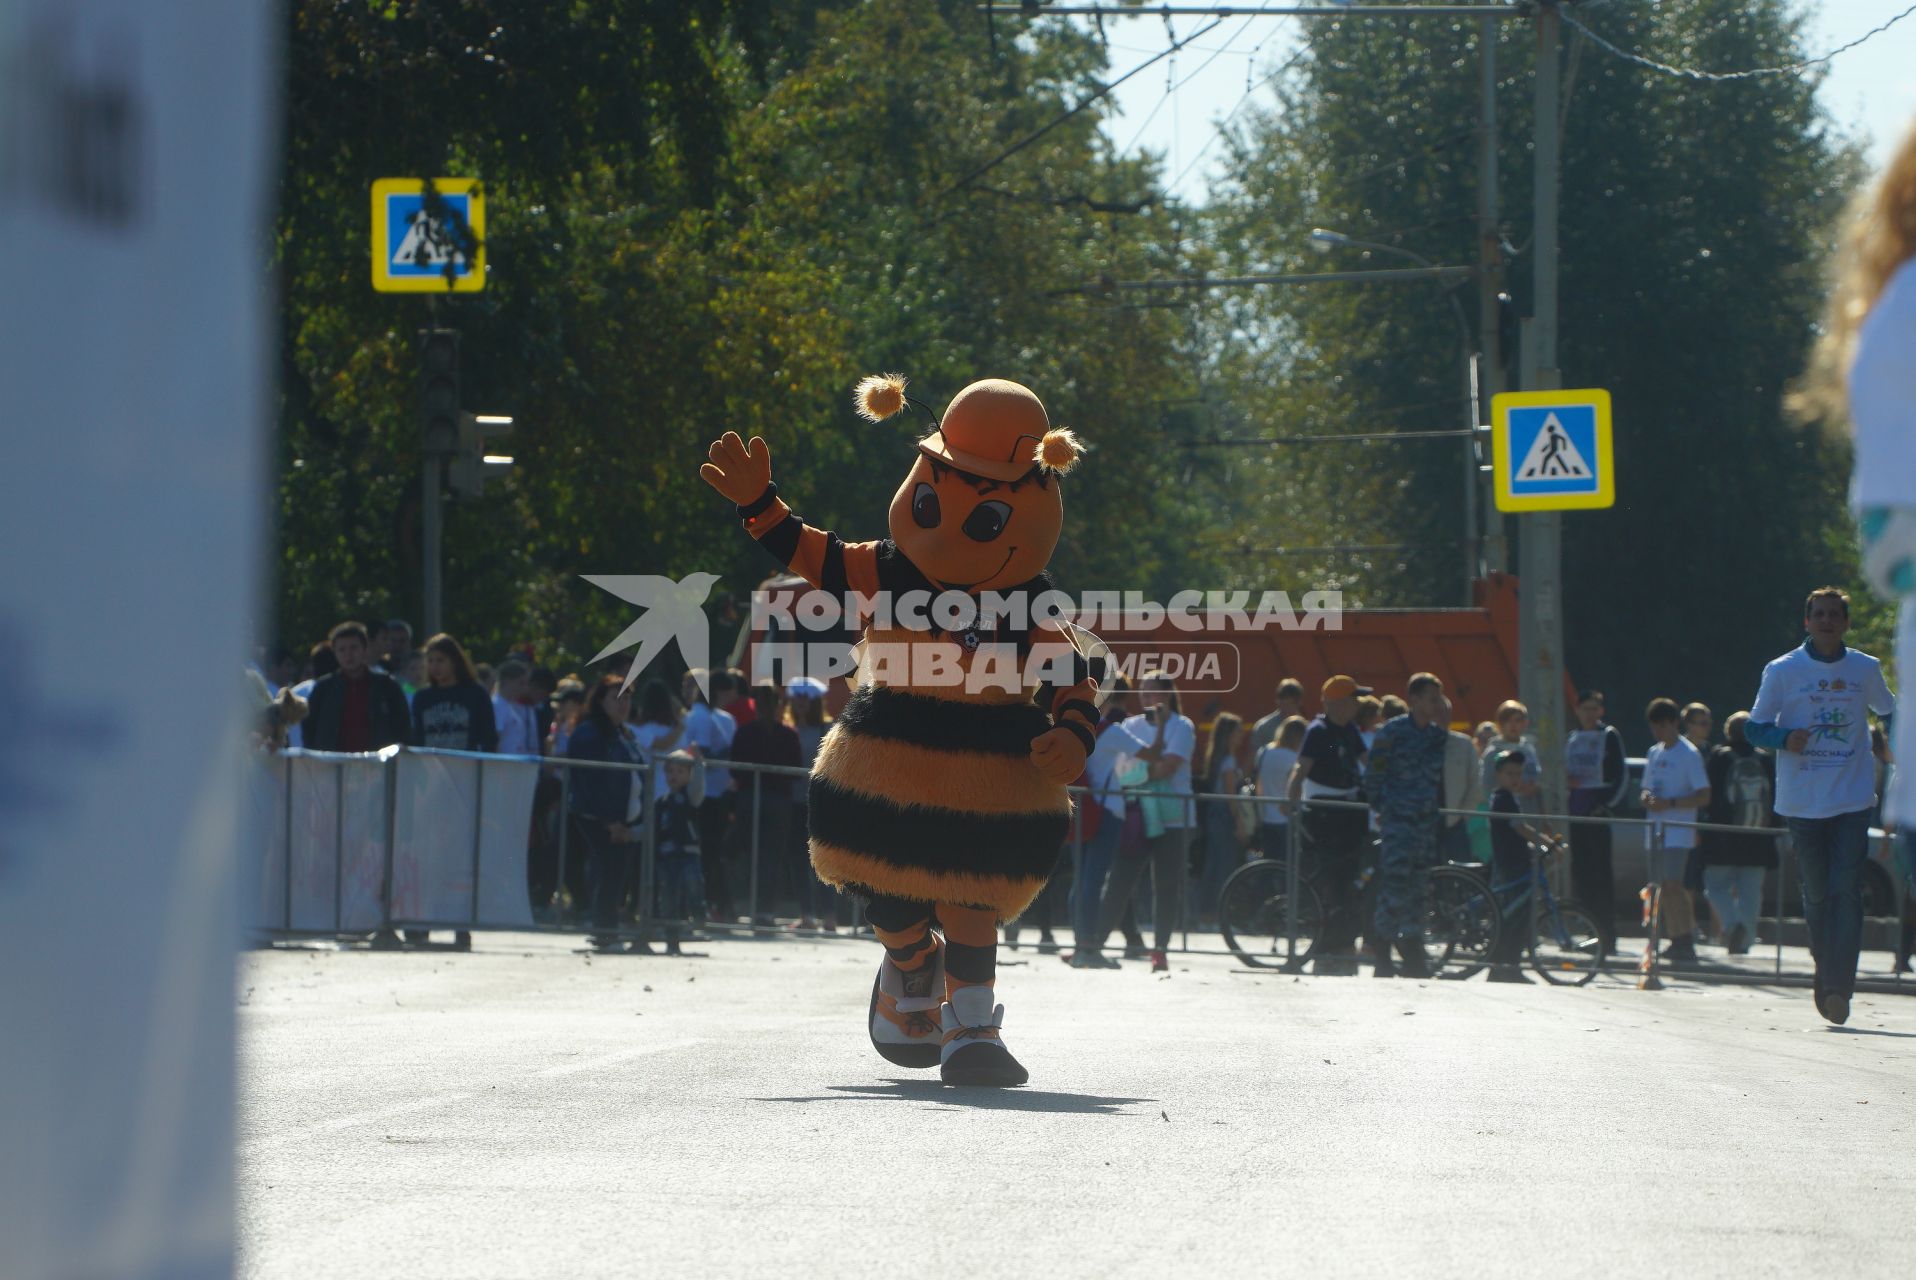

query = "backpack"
(1726, 752), (1771, 829)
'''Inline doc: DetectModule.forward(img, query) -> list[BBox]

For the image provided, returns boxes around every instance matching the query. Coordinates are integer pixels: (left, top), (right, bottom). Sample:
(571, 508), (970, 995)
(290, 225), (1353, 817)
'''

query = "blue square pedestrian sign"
(1492, 388), (1614, 512)
(371, 177), (486, 293)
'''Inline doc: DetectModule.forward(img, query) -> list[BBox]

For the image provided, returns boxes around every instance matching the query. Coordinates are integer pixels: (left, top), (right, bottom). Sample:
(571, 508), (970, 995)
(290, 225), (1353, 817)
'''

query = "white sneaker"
(868, 937), (945, 1068)
(938, 986), (1028, 1087)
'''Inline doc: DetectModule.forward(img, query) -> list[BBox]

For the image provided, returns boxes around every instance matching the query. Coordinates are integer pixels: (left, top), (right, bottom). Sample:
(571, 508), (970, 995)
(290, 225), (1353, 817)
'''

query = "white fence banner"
(391, 751), (539, 929)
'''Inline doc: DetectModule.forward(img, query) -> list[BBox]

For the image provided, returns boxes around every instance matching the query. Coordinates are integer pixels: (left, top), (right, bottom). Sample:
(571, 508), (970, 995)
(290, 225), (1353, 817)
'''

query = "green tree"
(1207, 0), (1866, 739)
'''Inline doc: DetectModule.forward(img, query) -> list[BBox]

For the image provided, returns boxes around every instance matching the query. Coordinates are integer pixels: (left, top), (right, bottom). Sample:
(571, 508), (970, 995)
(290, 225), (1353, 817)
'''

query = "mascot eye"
(962, 500), (1013, 543)
(911, 482), (941, 529)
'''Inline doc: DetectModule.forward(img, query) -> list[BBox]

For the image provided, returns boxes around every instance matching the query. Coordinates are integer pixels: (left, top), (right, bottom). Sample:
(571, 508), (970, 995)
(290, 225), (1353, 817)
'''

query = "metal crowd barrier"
(251, 748), (1909, 992)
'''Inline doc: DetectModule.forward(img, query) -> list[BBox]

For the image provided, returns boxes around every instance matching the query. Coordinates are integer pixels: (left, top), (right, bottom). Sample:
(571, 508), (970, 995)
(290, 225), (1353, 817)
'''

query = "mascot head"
(854, 374), (1083, 593)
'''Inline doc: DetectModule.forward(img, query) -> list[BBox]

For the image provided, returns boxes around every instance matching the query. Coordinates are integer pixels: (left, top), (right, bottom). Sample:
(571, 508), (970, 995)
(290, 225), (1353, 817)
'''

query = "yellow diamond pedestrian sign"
(1492, 388), (1614, 512)
(371, 178), (485, 293)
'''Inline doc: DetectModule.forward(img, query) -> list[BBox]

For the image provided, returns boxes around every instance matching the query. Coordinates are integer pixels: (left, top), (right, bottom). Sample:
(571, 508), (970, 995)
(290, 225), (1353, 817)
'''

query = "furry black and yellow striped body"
(739, 516), (1095, 920)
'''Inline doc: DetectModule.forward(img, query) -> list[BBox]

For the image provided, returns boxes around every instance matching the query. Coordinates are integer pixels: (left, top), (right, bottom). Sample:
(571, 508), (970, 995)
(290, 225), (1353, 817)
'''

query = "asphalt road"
(238, 931), (1916, 1279)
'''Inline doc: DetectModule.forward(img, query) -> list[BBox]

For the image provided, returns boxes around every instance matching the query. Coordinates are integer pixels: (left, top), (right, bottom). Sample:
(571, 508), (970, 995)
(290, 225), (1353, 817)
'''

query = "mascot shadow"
(754, 1080), (1155, 1115)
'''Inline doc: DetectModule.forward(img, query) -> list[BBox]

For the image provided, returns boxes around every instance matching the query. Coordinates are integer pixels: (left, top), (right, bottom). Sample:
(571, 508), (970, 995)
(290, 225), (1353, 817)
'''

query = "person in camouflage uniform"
(1365, 672), (1451, 978)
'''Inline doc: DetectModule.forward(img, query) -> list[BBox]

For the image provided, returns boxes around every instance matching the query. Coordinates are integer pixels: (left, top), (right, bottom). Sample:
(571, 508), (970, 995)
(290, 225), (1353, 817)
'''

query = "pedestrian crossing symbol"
(371, 177), (486, 293)
(1492, 388), (1614, 512)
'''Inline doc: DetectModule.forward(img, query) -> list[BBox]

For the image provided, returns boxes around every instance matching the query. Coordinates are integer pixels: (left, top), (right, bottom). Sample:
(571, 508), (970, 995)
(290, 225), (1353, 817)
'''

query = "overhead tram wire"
(1561, 2), (1916, 82)
(937, 17), (1225, 200)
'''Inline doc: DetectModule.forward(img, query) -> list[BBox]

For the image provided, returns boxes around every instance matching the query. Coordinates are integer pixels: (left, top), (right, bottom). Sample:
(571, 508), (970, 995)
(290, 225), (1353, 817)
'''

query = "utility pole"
(1476, 13), (1507, 574)
(418, 328), (460, 639)
(1519, 1), (1568, 824)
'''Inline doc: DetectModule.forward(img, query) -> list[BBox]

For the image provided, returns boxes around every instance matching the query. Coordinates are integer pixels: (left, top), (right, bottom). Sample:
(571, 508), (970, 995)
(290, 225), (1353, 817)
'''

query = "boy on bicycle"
(1487, 750), (1561, 982)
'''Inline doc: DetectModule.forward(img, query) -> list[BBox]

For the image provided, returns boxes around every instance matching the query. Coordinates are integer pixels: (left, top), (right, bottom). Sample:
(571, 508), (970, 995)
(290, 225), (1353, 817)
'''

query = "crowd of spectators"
(245, 618), (843, 953)
(246, 591), (1912, 990)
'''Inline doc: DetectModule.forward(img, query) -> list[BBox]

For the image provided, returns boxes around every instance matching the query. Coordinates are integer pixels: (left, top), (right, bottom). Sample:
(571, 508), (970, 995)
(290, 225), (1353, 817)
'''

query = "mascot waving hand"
(701, 376), (1099, 1087)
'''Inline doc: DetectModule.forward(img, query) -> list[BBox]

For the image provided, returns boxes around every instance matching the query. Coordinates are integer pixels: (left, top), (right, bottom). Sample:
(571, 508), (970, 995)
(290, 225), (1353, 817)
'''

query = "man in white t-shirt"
(1642, 697), (1711, 965)
(1746, 586), (1897, 1024)
(1088, 671), (1194, 973)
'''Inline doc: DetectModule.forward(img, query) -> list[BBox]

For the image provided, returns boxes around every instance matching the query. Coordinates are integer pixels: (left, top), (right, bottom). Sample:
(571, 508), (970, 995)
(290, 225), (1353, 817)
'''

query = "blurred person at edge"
(1799, 121), (1916, 1005)
(681, 667), (740, 924)
(1193, 711), (1246, 928)
(566, 676), (651, 953)
(491, 658), (543, 757)
(302, 621), (410, 753)
(1565, 690), (1630, 955)
(411, 633), (498, 752)
(1438, 697), (1483, 862)
(1249, 677), (1305, 752)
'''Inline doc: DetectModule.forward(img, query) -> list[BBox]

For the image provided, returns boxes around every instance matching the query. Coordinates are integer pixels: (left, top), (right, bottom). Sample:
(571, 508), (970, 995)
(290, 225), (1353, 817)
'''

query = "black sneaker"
(1822, 992), (1851, 1026)
(1725, 923), (1750, 955)
(1396, 938), (1433, 980)
(1487, 965), (1535, 984)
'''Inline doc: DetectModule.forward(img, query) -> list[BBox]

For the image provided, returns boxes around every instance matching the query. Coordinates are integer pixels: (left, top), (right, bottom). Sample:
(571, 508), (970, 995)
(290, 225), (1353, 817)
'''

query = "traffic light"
(449, 411), (513, 499)
(419, 329), (460, 456)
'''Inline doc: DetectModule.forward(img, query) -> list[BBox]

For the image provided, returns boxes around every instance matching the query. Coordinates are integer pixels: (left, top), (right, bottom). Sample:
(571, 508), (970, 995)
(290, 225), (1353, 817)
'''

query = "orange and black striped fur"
(738, 493), (1098, 921)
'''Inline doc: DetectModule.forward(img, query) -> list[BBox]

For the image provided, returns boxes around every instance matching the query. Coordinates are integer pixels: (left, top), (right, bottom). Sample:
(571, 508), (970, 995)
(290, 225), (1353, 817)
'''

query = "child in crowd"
(654, 749), (707, 956)
(1486, 750), (1559, 982)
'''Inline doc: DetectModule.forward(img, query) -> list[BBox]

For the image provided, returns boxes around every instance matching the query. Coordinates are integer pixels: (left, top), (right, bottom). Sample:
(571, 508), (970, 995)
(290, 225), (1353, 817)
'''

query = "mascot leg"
(865, 895), (944, 1069)
(936, 903), (1028, 1088)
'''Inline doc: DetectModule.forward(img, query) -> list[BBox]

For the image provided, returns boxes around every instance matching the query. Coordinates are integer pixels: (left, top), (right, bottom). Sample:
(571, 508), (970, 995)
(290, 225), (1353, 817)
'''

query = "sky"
(1076, 1), (1916, 204)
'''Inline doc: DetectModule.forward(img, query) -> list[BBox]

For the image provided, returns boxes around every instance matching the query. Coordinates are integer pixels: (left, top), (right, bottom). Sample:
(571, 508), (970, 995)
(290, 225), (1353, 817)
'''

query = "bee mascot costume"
(700, 375), (1099, 1086)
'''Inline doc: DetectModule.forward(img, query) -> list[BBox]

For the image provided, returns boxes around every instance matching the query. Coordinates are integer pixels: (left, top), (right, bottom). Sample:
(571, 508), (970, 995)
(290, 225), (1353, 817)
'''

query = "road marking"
(535, 1038), (704, 1077)
(243, 1092), (475, 1150)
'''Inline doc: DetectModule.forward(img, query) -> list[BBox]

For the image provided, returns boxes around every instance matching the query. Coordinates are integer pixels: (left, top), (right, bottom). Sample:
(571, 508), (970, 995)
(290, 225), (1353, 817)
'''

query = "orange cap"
(1322, 675), (1372, 700)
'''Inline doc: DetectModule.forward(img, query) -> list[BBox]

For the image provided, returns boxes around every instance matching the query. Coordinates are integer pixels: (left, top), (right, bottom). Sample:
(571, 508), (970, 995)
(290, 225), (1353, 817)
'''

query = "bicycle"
(1451, 838), (1605, 985)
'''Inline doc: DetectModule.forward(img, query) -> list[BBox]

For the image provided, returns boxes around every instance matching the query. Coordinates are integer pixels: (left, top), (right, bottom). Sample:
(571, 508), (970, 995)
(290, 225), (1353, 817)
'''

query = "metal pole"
(555, 764), (571, 926)
(1775, 837), (1788, 978)
(1519, 3), (1569, 830)
(333, 763), (345, 936)
(375, 749), (399, 946)
(422, 453), (443, 638)
(749, 766), (762, 928)
(283, 751), (294, 931)
(1461, 348), (1480, 604)
(470, 757), (486, 929)
(1642, 824), (1664, 990)
(1285, 802), (1301, 966)
(638, 761), (657, 946)
(1476, 12), (1506, 573)
(1071, 786), (1086, 951)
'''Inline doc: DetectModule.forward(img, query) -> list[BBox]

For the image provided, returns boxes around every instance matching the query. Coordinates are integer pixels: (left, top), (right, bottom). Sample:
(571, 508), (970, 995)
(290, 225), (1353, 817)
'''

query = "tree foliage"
(275, 0), (1223, 672)
(1204, 0), (1868, 736)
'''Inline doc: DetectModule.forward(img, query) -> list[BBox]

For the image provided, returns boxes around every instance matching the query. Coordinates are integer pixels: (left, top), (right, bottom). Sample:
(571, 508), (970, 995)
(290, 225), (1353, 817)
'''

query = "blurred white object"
(0, 3), (277, 1278)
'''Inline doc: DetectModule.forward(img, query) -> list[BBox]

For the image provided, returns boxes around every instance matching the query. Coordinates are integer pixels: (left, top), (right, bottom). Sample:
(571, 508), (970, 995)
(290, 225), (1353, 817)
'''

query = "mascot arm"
(1028, 625), (1100, 785)
(703, 431), (881, 593)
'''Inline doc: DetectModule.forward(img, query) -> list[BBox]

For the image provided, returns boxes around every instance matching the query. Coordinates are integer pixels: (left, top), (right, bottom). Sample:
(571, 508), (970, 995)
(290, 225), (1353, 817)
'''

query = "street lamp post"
(1308, 229), (1481, 605)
